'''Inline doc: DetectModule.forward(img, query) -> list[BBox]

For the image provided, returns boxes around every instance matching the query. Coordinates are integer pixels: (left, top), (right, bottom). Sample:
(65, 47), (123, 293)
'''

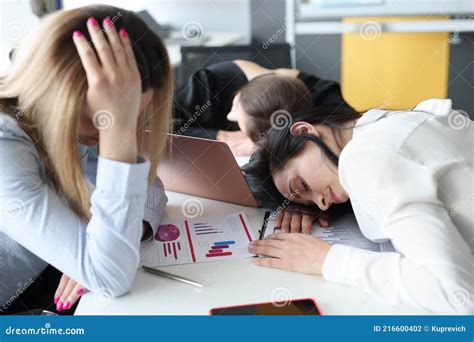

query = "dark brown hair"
(237, 74), (311, 142)
(243, 105), (361, 217)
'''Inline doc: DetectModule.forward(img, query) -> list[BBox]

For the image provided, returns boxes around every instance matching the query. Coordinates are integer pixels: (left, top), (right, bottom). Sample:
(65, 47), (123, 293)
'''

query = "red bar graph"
(205, 252), (232, 257)
(211, 245), (228, 249)
(205, 240), (235, 258)
(172, 242), (177, 260)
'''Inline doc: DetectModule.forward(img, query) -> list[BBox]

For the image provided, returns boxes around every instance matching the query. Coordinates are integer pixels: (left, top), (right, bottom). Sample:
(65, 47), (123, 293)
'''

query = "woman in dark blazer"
(173, 60), (354, 155)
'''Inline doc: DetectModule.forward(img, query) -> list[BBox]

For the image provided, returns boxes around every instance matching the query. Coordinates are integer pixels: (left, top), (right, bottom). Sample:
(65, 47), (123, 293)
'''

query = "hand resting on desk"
(249, 233), (332, 275)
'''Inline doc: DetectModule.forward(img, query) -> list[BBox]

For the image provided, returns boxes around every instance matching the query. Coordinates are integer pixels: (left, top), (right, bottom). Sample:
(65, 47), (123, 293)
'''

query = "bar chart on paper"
(206, 241), (235, 257)
(192, 222), (223, 235)
(140, 212), (256, 267)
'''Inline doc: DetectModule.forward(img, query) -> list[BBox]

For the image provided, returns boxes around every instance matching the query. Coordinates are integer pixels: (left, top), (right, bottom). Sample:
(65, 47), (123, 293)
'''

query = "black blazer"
(172, 61), (353, 140)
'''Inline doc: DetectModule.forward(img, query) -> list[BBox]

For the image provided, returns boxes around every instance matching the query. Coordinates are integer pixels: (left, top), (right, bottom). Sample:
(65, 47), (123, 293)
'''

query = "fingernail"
(63, 301), (71, 310)
(87, 17), (98, 26)
(103, 18), (113, 27)
(53, 296), (59, 304)
(76, 288), (84, 296)
(119, 28), (127, 38)
(56, 302), (63, 311)
(73, 30), (82, 37)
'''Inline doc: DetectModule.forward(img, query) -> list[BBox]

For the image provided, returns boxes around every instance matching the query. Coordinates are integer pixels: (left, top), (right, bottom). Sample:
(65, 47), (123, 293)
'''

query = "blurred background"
(1, 0), (473, 115)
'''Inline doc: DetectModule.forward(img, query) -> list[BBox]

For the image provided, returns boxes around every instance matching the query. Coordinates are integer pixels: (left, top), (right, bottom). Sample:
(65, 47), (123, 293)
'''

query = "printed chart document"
(141, 211), (256, 267)
(262, 213), (395, 252)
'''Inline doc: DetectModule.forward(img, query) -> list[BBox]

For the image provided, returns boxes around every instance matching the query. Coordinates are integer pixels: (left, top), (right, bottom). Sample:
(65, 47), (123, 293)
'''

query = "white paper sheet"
(141, 211), (256, 267)
(262, 213), (395, 253)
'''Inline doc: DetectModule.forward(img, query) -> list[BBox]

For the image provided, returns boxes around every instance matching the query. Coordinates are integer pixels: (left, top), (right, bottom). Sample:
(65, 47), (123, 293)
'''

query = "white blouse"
(322, 99), (473, 314)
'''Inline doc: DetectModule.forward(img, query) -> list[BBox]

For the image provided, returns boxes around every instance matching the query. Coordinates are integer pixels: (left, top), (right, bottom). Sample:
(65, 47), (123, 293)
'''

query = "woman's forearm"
(234, 59), (299, 81)
(99, 124), (138, 164)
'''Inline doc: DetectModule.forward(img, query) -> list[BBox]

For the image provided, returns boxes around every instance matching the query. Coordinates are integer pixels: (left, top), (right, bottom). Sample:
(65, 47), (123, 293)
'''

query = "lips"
(329, 187), (342, 204)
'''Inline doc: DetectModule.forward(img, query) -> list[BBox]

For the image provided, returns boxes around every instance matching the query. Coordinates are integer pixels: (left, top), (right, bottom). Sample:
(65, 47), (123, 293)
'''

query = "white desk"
(76, 192), (428, 316)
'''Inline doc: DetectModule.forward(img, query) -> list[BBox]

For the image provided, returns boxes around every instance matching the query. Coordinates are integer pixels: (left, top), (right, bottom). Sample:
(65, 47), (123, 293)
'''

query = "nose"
(227, 110), (237, 122)
(316, 194), (331, 211)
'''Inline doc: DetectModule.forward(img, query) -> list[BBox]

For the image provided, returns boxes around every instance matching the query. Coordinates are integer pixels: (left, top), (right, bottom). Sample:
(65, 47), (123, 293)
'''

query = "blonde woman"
(0, 5), (172, 314)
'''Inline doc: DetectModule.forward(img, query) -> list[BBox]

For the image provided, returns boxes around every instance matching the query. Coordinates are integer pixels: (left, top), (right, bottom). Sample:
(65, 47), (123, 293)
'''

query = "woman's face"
(79, 89), (154, 146)
(272, 141), (349, 212)
(227, 93), (250, 135)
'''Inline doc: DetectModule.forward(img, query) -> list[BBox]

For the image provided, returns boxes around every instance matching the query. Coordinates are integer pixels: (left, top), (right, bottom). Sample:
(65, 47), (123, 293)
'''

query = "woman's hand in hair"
(73, 18), (141, 163)
(53, 274), (87, 312)
(73, 18), (142, 129)
(275, 210), (329, 234)
(249, 234), (332, 275)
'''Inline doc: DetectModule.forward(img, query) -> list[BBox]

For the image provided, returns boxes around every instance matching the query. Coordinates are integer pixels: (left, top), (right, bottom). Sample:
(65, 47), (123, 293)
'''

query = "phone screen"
(210, 299), (321, 315)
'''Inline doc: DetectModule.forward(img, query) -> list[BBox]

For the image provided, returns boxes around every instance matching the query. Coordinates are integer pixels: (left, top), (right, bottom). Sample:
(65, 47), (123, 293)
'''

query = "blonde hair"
(0, 5), (172, 222)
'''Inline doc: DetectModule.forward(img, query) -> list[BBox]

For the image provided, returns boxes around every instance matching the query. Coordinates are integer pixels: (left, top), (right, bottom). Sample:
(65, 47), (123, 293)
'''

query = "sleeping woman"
(246, 100), (473, 313)
(173, 60), (354, 155)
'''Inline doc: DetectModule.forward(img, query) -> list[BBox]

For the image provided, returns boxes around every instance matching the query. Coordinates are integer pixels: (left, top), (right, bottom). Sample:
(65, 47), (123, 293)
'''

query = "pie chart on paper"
(155, 224), (180, 242)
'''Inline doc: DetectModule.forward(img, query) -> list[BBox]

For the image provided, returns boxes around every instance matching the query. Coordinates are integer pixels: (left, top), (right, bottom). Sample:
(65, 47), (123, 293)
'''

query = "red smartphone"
(209, 298), (322, 315)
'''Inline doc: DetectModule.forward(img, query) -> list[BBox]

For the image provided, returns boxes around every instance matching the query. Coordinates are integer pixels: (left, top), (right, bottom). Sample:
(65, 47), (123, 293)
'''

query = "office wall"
(64, 0), (251, 39)
(448, 32), (474, 116)
(250, 0), (473, 116)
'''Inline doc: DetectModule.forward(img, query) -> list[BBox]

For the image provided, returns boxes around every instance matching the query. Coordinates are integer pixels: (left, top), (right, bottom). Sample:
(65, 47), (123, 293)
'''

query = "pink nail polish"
(119, 28), (127, 38)
(54, 296), (59, 304)
(56, 302), (63, 311)
(103, 18), (113, 27)
(76, 288), (84, 296)
(63, 301), (71, 310)
(87, 17), (98, 26)
(73, 30), (82, 38)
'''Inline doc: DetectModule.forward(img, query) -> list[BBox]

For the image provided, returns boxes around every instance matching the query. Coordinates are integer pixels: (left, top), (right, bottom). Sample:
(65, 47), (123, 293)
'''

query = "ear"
(289, 122), (320, 137)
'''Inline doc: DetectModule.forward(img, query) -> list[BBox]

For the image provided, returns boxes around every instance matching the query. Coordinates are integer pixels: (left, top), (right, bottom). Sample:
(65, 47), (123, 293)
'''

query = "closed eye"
(300, 178), (309, 192)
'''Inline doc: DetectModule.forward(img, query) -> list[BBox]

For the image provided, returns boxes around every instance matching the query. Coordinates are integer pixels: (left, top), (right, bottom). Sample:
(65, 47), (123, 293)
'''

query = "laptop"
(157, 134), (258, 208)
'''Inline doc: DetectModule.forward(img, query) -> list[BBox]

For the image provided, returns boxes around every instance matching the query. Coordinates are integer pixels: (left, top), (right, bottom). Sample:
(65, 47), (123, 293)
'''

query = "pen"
(142, 266), (204, 288)
(258, 211), (271, 240)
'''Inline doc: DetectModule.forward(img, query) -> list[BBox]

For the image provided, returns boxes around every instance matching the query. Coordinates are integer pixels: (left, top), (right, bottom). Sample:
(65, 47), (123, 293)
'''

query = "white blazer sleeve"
(322, 147), (473, 314)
